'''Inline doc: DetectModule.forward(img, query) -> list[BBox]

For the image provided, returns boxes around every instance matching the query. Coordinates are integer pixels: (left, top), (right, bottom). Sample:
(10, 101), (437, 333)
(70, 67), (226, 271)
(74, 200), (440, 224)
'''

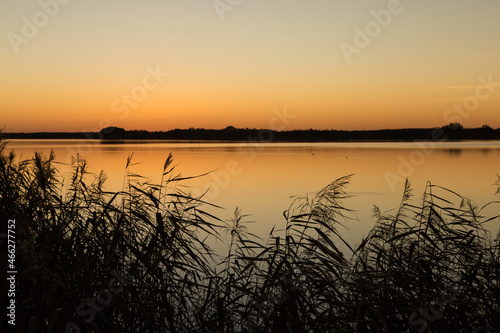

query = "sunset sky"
(1, 0), (499, 132)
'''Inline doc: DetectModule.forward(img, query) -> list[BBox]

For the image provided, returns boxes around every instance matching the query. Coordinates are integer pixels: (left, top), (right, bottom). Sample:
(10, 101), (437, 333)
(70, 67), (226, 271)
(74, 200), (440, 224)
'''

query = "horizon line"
(3, 124), (499, 134)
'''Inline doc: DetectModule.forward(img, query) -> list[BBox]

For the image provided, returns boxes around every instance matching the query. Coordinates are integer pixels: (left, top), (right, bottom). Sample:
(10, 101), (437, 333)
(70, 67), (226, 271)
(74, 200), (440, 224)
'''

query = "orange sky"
(1, 0), (499, 132)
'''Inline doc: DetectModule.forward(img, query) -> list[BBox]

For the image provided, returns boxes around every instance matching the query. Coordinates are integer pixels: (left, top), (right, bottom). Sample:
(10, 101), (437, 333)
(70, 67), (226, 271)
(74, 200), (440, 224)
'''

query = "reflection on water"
(444, 149), (463, 157)
(482, 148), (495, 156)
(7, 139), (500, 252)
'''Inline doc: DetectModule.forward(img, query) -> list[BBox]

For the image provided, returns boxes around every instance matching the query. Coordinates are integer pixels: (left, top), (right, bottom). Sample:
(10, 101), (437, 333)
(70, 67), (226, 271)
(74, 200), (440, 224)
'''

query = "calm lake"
(7, 139), (500, 254)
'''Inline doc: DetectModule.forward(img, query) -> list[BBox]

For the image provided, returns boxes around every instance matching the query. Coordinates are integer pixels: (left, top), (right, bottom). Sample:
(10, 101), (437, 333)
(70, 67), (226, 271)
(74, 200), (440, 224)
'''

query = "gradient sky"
(1, 0), (499, 132)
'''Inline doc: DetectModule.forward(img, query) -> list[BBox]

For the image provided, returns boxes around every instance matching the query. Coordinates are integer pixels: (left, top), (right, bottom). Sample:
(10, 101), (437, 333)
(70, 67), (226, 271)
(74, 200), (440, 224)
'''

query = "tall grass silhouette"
(0, 131), (499, 332)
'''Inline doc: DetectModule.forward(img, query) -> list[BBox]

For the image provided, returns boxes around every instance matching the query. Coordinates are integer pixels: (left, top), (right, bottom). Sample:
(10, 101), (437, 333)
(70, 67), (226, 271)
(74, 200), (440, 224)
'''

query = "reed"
(0, 133), (498, 332)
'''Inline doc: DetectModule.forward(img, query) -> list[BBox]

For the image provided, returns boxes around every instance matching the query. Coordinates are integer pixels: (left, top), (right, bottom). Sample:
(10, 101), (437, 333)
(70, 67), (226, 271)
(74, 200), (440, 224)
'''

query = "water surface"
(8, 139), (500, 253)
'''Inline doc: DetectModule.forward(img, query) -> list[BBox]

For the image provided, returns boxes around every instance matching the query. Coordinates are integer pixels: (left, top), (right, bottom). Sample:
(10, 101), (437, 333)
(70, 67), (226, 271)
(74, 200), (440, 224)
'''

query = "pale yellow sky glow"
(1, 0), (499, 132)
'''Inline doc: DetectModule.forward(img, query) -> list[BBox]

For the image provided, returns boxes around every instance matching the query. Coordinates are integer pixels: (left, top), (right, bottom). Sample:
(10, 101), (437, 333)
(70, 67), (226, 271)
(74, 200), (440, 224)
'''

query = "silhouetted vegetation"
(1, 132), (499, 332)
(5, 123), (500, 142)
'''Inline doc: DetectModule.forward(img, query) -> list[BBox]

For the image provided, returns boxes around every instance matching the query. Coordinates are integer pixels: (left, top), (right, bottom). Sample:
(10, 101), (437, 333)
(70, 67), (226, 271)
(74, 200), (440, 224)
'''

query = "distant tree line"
(5, 123), (500, 141)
